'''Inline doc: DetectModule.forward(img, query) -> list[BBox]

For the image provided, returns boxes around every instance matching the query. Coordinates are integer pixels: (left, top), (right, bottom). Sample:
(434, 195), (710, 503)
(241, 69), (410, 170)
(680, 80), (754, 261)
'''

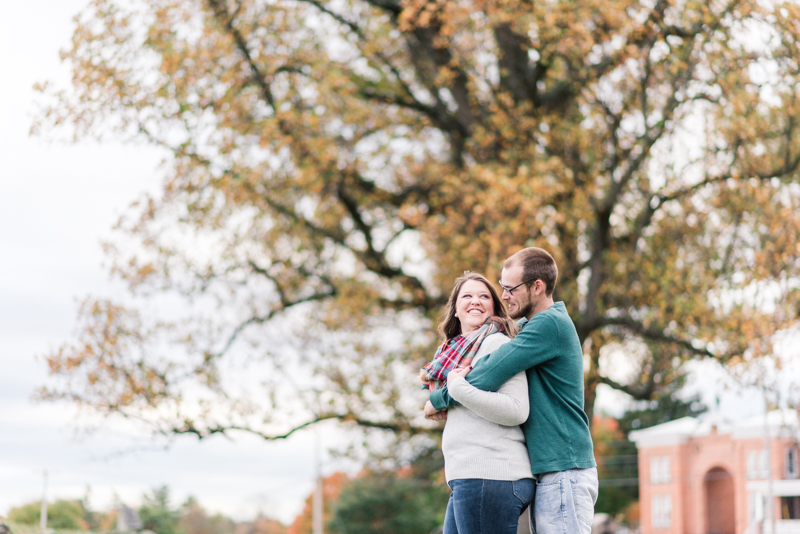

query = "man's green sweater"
(430, 302), (596, 476)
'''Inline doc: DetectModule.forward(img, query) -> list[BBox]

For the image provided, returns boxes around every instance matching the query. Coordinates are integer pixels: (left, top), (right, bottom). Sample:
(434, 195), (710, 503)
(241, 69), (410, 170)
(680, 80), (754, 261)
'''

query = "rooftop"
(629, 409), (799, 448)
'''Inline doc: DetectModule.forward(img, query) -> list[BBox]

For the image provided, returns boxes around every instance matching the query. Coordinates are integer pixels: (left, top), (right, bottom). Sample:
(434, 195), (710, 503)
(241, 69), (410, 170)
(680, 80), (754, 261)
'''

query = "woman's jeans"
(531, 467), (599, 534)
(443, 478), (534, 534)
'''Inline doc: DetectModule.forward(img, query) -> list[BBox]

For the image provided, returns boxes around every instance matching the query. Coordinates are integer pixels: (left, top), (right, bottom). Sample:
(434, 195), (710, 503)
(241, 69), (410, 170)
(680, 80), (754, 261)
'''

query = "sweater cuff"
(430, 385), (452, 411)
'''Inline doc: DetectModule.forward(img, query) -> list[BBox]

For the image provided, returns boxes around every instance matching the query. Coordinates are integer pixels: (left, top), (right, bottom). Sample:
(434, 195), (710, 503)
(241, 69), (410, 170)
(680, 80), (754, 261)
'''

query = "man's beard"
(510, 299), (533, 320)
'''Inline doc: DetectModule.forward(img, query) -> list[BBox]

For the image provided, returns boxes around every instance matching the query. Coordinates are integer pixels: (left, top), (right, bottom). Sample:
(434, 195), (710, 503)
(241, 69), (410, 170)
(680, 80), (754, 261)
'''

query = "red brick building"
(629, 409), (800, 534)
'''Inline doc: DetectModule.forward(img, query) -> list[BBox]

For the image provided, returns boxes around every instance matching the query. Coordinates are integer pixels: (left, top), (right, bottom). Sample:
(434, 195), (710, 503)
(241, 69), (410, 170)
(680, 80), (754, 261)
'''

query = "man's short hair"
(504, 247), (558, 297)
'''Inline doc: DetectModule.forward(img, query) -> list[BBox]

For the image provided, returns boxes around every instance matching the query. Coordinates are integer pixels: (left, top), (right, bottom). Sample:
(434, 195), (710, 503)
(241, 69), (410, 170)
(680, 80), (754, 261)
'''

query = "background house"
(630, 409), (800, 534)
(116, 505), (142, 533)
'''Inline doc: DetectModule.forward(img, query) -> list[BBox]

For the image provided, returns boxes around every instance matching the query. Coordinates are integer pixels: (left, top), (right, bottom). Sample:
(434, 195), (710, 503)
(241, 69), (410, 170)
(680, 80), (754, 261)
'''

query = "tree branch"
(597, 316), (717, 359)
(598, 374), (658, 401)
(206, 0), (277, 112)
(163, 412), (436, 441)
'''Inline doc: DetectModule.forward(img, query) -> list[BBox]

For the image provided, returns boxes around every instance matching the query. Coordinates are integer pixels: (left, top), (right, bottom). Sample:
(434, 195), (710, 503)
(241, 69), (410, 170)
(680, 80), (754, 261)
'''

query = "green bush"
(329, 473), (449, 534)
(7, 500), (86, 530)
(139, 486), (179, 534)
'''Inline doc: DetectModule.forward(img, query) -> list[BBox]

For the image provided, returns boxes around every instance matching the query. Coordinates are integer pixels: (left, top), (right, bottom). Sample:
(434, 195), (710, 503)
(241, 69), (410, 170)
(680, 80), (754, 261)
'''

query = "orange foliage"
(287, 472), (350, 534)
(592, 415), (623, 470)
(236, 516), (288, 534)
(34, 0), (800, 447)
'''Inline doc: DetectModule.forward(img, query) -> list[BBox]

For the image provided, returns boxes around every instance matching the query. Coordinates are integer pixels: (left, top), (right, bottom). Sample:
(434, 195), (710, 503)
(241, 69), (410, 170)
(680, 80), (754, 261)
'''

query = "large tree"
(37, 0), (800, 449)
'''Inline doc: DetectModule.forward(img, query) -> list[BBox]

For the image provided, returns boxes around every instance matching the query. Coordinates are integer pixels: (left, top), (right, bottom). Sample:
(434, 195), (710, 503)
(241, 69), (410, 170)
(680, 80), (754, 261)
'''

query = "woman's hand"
(446, 365), (471, 386)
(424, 400), (447, 421)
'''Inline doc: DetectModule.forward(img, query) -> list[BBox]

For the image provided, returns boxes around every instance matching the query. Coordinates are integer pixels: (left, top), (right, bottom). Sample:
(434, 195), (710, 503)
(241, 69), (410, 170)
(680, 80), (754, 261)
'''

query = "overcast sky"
(0, 1), (335, 524)
(0, 0), (789, 527)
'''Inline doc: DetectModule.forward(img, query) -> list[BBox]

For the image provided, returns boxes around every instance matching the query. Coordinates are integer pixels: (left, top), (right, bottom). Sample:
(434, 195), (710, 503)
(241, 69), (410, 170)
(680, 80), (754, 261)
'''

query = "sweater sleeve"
(431, 314), (560, 410)
(447, 370), (529, 426)
(429, 383), (454, 410)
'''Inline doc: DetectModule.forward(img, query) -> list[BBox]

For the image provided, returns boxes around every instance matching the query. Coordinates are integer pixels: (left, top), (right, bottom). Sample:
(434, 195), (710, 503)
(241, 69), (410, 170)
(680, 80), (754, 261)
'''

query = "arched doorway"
(705, 467), (736, 534)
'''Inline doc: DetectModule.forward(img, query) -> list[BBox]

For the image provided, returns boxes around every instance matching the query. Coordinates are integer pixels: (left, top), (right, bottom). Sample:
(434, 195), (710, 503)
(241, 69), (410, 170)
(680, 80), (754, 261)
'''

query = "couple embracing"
(420, 247), (598, 534)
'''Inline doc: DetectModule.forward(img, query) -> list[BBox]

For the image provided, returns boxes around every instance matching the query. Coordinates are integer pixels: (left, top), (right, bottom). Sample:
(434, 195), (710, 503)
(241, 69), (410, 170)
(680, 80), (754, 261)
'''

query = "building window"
(651, 457), (660, 484)
(786, 448), (798, 480)
(748, 450), (758, 479)
(781, 496), (800, 520)
(749, 492), (764, 523)
(652, 494), (672, 528)
(663, 494), (672, 527)
(759, 449), (770, 479)
(650, 456), (671, 484)
(652, 495), (661, 527)
(661, 457), (671, 483)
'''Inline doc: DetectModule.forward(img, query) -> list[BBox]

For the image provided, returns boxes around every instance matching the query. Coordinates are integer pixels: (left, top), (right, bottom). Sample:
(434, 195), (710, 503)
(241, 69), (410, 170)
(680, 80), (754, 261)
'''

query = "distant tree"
(8, 500), (86, 530)
(329, 469), (449, 534)
(593, 415), (638, 520)
(7, 502), (44, 527)
(98, 509), (119, 532)
(237, 516), (287, 534)
(139, 487), (179, 534)
(287, 472), (350, 534)
(178, 497), (236, 534)
(78, 488), (111, 532)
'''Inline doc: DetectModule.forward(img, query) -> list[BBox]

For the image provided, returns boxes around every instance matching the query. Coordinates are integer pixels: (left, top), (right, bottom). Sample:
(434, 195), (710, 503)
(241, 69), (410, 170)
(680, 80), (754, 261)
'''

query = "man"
(425, 247), (597, 534)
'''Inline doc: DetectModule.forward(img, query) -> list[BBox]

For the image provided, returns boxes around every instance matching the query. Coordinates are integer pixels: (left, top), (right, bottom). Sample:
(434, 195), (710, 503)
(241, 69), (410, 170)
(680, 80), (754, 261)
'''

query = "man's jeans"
(444, 478), (534, 534)
(530, 467), (598, 534)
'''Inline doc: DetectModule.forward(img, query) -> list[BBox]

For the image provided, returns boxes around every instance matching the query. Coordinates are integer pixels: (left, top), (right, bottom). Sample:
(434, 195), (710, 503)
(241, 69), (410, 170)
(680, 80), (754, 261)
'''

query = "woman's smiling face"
(454, 279), (495, 335)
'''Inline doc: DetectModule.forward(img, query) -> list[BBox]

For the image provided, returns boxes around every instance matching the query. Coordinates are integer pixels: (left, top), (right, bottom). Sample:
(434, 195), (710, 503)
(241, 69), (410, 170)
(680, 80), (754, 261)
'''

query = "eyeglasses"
(498, 277), (539, 294)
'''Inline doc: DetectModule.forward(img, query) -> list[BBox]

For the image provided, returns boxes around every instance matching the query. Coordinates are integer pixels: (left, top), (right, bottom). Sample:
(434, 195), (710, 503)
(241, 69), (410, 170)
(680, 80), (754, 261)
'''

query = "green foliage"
(7, 500), (86, 530)
(593, 420), (639, 520)
(7, 502), (40, 527)
(329, 474), (448, 534)
(329, 471), (449, 534)
(139, 486), (179, 534)
(2, 488), (253, 534)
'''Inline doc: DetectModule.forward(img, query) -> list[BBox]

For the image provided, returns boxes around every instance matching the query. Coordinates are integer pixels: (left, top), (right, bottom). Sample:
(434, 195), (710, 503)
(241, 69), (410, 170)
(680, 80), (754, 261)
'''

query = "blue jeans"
(530, 467), (598, 534)
(443, 478), (534, 534)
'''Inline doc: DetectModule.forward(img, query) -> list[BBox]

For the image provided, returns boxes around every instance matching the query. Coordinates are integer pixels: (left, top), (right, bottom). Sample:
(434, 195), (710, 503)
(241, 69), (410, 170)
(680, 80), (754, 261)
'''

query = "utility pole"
(312, 432), (323, 534)
(39, 470), (48, 534)
(764, 388), (775, 534)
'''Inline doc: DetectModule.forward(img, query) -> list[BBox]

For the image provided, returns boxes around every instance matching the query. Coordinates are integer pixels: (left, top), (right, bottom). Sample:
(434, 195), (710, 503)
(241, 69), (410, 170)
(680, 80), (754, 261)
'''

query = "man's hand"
(424, 400), (447, 421)
(446, 365), (471, 386)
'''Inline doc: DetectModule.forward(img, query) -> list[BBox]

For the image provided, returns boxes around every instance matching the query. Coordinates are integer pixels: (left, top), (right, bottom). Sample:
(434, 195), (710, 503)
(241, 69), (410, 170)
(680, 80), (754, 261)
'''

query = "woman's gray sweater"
(442, 332), (533, 482)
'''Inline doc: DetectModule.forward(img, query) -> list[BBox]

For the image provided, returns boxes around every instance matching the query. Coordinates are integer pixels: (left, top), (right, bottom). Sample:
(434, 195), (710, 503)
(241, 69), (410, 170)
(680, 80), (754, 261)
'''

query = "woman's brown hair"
(438, 271), (518, 342)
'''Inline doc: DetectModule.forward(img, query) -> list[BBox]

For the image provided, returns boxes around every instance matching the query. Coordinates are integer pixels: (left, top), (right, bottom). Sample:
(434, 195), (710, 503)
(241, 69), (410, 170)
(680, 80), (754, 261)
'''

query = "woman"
(420, 272), (533, 534)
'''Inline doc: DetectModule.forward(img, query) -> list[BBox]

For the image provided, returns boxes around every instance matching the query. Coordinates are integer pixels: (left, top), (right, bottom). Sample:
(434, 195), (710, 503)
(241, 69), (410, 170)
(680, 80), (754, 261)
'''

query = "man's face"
(500, 264), (534, 320)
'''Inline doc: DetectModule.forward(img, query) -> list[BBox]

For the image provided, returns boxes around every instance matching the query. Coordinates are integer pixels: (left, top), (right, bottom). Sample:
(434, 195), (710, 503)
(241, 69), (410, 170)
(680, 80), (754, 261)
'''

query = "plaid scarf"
(420, 316), (505, 390)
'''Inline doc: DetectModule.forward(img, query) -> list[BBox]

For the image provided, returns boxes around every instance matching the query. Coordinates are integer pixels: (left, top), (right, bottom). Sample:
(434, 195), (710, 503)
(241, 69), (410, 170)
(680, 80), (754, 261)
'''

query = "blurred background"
(2, 0), (800, 533)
